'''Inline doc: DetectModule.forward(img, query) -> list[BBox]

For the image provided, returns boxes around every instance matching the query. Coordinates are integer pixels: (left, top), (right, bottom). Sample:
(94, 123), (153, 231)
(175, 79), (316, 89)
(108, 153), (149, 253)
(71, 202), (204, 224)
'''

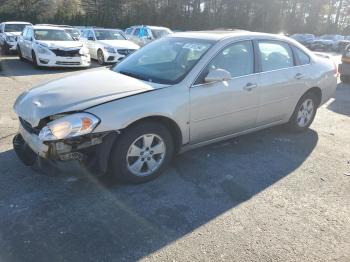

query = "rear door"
(254, 40), (309, 126)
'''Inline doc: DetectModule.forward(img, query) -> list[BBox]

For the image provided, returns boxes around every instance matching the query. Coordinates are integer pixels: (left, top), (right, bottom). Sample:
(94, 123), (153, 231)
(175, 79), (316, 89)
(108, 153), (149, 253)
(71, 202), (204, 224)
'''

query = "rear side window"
(293, 47), (311, 65)
(258, 41), (294, 72)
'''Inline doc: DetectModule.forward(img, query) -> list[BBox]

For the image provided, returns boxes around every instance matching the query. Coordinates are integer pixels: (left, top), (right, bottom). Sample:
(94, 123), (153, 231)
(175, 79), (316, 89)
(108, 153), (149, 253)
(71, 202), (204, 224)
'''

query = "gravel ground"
(0, 54), (349, 262)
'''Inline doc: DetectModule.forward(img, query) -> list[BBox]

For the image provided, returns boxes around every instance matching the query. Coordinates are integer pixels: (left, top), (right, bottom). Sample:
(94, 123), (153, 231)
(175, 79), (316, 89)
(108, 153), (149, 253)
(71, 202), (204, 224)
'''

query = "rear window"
(294, 47), (311, 65)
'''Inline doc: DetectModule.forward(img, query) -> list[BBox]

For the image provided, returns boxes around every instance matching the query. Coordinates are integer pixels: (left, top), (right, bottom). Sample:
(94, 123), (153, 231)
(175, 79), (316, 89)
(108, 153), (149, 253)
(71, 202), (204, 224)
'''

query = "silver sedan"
(13, 31), (337, 183)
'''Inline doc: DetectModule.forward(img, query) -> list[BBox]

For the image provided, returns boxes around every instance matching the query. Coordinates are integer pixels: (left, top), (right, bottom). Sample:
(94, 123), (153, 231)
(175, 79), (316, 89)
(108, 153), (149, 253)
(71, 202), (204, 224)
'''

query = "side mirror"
(87, 36), (94, 41)
(205, 69), (231, 83)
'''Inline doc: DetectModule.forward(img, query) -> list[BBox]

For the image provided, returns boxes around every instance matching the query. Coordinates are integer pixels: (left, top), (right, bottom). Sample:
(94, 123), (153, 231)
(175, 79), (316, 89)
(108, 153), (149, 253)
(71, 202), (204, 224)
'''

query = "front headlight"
(104, 46), (116, 53)
(79, 47), (89, 55)
(37, 46), (51, 55)
(39, 113), (100, 141)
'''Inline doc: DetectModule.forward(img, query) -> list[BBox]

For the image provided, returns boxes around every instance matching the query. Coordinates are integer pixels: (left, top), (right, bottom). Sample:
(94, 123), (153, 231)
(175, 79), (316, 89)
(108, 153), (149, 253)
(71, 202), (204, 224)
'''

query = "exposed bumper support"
(13, 125), (119, 176)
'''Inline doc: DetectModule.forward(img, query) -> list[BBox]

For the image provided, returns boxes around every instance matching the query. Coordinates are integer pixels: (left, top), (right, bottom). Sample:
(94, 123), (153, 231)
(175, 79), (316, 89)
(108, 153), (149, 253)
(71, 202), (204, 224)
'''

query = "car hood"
(14, 68), (167, 127)
(36, 40), (84, 49)
(99, 40), (139, 49)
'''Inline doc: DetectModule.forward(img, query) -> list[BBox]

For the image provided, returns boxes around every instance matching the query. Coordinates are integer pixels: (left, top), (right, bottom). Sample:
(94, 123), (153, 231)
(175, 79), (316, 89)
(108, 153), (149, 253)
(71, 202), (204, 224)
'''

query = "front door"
(190, 41), (260, 143)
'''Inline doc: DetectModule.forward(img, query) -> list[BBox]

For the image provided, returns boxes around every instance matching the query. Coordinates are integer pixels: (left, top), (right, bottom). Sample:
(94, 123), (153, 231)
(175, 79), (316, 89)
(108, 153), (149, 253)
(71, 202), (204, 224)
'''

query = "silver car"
(13, 31), (337, 183)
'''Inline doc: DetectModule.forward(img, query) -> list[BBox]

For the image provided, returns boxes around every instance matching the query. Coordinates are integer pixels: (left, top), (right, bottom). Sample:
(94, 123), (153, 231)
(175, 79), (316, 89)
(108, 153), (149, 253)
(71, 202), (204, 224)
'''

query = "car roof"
(30, 25), (66, 30)
(170, 30), (291, 41)
(2, 21), (32, 25)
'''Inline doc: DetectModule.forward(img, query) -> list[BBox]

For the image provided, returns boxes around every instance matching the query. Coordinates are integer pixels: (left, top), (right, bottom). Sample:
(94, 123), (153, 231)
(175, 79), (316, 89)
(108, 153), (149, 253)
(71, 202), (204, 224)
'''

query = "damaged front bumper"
(13, 122), (119, 176)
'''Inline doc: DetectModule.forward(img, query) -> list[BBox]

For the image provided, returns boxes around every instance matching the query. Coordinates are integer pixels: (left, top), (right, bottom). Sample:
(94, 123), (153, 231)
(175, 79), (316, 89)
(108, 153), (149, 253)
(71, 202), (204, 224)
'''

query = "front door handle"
(295, 73), (304, 79)
(243, 83), (258, 91)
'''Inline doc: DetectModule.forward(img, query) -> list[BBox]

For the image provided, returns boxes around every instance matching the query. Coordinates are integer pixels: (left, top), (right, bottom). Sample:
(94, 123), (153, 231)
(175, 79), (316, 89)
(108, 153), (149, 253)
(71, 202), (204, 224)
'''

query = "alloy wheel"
(297, 99), (314, 128)
(126, 134), (166, 177)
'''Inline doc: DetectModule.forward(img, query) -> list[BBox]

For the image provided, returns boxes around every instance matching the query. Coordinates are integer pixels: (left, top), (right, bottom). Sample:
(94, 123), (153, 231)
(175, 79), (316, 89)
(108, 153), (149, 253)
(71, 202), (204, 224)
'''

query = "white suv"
(0, 21), (32, 54)
(80, 28), (139, 65)
(125, 25), (173, 46)
(17, 25), (91, 68)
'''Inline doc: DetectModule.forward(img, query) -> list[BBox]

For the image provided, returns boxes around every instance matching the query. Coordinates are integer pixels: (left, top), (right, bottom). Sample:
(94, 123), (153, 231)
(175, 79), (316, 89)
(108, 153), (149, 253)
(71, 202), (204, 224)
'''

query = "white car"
(0, 21), (32, 54)
(17, 25), (91, 68)
(80, 28), (139, 65)
(125, 25), (173, 46)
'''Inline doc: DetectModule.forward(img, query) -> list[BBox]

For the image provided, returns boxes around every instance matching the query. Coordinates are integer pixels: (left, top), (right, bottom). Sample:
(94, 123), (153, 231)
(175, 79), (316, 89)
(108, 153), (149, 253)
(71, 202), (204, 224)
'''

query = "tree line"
(0, 0), (349, 35)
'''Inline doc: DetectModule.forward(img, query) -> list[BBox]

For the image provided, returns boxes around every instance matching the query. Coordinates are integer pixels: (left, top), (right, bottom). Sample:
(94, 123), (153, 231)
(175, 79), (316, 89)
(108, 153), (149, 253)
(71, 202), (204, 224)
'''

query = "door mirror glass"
(87, 36), (94, 41)
(205, 69), (231, 83)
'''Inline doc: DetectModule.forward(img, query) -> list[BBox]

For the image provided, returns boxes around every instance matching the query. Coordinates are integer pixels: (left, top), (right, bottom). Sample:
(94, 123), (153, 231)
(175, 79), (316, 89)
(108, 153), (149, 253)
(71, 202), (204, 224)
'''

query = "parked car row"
(0, 21), (173, 68)
(290, 33), (350, 52)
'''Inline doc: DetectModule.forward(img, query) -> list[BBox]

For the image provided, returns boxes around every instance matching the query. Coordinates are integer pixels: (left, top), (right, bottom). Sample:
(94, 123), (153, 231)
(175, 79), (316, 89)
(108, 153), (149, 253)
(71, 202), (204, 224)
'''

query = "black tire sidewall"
(288, 92), (318, 132)
(18, 46), (24, 60)
(110, 121), (174, 184)
(340, 74), (350, 83)
(97, 49), (105, 65)
(32, 51), (39, 68)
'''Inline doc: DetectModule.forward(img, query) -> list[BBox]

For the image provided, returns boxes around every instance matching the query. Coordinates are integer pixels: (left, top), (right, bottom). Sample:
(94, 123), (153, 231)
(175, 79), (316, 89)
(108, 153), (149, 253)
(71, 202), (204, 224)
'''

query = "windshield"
(34, 29), (73, 41)
(94, 30), (126, 40)
(151, 29), (172, 39)
(113, 37), (214, 84)
(4, 24), (29, 32)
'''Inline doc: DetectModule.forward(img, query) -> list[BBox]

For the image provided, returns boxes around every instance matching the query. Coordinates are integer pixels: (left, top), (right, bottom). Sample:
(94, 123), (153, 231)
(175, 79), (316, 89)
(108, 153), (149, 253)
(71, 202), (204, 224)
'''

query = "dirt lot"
(0, 54), (349, 262)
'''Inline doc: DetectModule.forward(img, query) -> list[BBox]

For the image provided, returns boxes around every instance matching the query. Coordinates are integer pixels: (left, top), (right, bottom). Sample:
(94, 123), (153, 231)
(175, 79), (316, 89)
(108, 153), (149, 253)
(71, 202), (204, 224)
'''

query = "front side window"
(34, 29), (73, 41)
(94, 30), (126, 40)
(293, 47), (310, 65)
(258, 41), (294, 72)
(208, 41), (254, 78)
(87, 30), (94, 39)
(26, 29), (34, 40)
(114, 37), (214, 84)
(4, 24), (29, 32)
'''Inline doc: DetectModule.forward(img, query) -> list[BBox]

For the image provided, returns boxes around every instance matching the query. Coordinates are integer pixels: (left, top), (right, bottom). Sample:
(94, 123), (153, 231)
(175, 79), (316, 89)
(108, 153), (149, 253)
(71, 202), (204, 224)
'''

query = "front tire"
(31, 51), (40, 68)
(17, 46), (25, 61)
(110, 121), (174, 184)
(287, 92), (318, 132)
(97, 49), (105, 65)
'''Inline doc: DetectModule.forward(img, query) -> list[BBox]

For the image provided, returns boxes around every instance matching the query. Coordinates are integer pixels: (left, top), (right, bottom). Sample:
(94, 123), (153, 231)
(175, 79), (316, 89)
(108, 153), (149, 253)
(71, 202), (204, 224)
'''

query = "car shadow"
(327, 82), (350, 116)
(0, 55), (101, 77)
(0, 127), (318, 261)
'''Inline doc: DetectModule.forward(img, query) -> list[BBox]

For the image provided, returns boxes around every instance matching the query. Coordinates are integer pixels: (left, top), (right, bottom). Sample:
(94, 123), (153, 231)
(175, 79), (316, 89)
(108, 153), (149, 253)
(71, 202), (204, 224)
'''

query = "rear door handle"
(243, 83), (258, 91)
(295, 73), (304, 79)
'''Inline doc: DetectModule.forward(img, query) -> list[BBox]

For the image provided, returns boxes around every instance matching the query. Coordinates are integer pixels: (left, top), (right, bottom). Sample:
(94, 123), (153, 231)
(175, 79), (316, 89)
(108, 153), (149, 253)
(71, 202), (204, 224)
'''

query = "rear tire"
(287, 92), (318, 132)
(110, 121), (174, 184)
(340, 74), (350, 84)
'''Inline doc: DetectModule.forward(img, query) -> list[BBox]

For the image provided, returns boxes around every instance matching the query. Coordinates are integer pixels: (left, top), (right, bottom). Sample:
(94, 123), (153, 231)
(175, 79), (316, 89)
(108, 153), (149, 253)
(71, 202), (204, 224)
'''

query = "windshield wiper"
(118, 70), (150, 82)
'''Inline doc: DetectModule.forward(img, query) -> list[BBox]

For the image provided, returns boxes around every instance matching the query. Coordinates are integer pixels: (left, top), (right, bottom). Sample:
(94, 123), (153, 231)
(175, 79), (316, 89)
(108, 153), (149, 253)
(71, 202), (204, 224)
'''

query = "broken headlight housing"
(39, 113), (100, 141)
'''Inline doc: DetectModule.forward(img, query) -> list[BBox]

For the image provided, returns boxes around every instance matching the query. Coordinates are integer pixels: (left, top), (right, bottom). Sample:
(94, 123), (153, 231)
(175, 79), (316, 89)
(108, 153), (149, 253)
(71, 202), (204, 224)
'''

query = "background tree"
(0, 0), (349, 35)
